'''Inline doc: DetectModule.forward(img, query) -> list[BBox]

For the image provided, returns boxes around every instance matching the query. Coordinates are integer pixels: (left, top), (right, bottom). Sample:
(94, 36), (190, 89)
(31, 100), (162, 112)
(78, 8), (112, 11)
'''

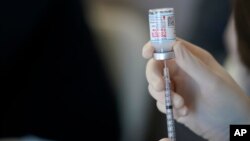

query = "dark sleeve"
(0, 0), (120, 140)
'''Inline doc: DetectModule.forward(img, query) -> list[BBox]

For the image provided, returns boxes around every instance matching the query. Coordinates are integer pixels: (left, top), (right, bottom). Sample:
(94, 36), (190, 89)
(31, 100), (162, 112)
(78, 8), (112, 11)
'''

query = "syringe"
(164, 61), (176, 141)
(148, 8), (177, 140)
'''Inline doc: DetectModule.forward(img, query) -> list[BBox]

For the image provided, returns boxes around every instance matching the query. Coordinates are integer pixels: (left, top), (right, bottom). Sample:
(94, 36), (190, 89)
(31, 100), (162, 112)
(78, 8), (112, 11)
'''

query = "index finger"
(142, 41), (154, 59)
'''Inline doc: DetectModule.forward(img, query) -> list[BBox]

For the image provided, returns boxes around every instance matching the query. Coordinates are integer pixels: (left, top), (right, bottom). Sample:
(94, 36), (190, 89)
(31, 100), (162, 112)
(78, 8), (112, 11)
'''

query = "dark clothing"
(0, 0), (120, 140)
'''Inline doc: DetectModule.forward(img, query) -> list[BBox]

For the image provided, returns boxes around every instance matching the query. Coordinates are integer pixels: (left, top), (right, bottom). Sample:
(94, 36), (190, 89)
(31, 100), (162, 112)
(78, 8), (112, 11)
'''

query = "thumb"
(173, 41), (216, 83)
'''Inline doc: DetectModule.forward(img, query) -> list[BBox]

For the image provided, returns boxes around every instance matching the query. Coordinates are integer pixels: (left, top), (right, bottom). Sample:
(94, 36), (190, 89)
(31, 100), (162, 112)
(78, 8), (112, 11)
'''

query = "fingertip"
(156, 101), (166, 114)
(142, 41), (154, 59)
(178, 106), (189, 116)
(172, 91), (185, 109)
(174, 106), (189, 122)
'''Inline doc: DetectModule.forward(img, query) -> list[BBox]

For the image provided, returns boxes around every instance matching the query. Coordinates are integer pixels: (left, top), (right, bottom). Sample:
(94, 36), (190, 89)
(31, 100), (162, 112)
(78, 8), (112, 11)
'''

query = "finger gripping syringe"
(149, 8), (176, 141)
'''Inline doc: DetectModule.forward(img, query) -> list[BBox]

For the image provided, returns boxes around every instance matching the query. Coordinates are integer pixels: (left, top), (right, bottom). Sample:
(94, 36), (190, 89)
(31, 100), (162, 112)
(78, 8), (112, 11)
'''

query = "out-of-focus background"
(0, 0), (232, 141)
(86, 0), (230, 141)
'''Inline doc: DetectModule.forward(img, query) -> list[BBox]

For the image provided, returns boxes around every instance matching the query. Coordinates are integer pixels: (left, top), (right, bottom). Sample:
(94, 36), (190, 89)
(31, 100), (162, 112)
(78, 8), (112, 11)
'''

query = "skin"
(142, 39), (250, 141)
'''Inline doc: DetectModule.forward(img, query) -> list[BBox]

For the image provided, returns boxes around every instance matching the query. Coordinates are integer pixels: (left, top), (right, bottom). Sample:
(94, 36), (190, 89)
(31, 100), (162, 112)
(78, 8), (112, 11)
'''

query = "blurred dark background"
(0, 0), (231, 141)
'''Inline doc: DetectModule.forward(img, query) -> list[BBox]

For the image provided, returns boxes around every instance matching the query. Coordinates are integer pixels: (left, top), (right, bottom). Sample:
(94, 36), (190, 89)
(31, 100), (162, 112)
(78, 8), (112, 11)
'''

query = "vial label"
(149, 9), (176, 42)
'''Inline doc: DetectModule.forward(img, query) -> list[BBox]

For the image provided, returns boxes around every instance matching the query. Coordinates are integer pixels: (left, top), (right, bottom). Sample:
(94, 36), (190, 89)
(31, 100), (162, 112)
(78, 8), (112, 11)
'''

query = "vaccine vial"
(149, 8), (176, 60)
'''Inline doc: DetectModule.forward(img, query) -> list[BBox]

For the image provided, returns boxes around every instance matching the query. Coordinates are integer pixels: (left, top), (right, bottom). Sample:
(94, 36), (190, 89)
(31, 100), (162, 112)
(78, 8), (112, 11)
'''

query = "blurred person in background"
(0, 0), (120, 140)
(143, 0), (250, 140)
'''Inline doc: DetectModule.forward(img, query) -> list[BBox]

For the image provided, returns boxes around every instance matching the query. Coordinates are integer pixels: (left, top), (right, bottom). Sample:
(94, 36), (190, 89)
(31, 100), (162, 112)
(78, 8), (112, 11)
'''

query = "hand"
(142, 39), (250, 141)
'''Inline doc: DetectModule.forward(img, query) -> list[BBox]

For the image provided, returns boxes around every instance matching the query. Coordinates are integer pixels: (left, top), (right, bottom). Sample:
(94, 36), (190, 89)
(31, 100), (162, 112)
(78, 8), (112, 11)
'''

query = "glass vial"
(149, 8), (176, 60)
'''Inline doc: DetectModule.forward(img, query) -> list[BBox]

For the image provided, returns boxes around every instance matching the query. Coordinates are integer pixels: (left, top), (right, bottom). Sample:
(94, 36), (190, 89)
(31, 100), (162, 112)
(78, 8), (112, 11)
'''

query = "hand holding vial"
(142, 39), (250, 141)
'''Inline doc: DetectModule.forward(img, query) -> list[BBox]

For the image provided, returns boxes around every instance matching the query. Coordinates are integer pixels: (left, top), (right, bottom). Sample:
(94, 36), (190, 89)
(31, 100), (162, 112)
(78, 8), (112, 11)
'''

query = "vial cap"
(154, 51), (175, 60)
